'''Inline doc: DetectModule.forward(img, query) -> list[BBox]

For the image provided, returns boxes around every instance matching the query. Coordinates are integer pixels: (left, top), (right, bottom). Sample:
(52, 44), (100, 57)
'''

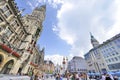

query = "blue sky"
(15, 0), (120, 65)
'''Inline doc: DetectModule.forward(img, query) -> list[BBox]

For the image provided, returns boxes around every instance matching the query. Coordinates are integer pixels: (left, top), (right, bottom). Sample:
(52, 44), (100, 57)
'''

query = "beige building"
(0, 0), (46, 75)
(43, 60), (55, 74)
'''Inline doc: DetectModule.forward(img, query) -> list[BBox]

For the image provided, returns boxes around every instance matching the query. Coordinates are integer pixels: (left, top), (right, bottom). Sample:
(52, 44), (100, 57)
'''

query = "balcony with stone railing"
(30, 62), (38, 67)
(0, 43), (21, 58)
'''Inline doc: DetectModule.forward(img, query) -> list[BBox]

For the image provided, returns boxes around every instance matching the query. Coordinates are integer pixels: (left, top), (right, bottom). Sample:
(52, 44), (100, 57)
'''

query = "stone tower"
(11, 5), (46, 74)
(20, 5), (46, 74)
(90, 32), (99, 48)
(62, 57), (66, 72)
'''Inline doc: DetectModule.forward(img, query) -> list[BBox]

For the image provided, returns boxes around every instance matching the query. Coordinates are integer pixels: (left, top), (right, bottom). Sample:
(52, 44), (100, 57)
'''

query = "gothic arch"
(1, 59), (14, 74)
(0, 54), (4, 65)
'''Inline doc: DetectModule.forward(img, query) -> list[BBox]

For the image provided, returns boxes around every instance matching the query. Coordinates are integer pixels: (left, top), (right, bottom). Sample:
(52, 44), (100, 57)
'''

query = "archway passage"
(0, 55), (3, 64)
(1, 60), (14, 74)
(17, 61), (28, 75)
(18, 63), (24, 75)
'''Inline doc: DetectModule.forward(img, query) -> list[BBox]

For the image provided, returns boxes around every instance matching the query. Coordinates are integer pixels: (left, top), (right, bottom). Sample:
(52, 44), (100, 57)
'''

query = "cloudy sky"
(15, 0), (120, 65)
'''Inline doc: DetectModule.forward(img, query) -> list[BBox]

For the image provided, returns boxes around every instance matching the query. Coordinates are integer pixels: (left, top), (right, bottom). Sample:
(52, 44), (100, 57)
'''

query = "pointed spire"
(42, 47), (45, 52)
(19, 8), (25, 14)
(90, 32), (94, 38)
(90, 32), (99, 48)
(32, 4), (46, 22)
(34, 4), (46, 12)
(41, 4), (46, 10)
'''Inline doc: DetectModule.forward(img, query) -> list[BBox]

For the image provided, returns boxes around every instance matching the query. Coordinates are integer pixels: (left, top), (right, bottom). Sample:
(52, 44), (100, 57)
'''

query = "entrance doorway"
(18, 64), (24, 75)
(0, 55), (3, 65)
(1, 60), (14, 74)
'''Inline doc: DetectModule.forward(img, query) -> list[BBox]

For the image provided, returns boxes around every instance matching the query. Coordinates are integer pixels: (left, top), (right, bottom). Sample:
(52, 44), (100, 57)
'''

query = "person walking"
(105, 74), (112, 80)
(101, 73), (106, 80)
(56, 74), (62, 80)
(113, 75), (119, 80)
(71, 73), (81, 80)
(66, 73), (70, 80)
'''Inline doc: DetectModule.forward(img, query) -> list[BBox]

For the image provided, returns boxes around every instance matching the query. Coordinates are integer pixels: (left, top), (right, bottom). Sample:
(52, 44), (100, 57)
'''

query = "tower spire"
(90, 32), (99, 48)
(32, 5), (46, 22)
(90, 32), (93, 38)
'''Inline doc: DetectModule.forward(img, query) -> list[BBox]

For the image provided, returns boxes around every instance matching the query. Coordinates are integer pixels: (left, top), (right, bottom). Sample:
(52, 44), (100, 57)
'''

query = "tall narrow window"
(1, 5), (8, 12)
(5, 11), (11, 18)
(0, 17), (3, 23)
(6, 27), (12, 38)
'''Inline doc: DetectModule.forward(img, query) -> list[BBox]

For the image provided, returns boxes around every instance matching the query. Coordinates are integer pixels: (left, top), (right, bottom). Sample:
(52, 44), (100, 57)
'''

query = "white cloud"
(27, 1), (34, 10)
(45, 54), (73, 65)
(26, 0), (120, 64)
(45, 54), (63, 65)
(53, 0), (120, 57)
(26, 0), (64, 9)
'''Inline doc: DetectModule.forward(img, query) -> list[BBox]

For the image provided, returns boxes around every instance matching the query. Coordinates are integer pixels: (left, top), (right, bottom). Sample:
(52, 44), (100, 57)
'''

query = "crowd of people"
(27, 71), (119, 80)
(55, 72), (89, 80)
(101, 73), (119, 80)
(54, 72), (119, 80)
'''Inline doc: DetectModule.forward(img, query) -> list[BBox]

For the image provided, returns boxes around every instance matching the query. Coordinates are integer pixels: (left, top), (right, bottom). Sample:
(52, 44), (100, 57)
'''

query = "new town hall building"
(0, 0), (46, 75)
(84, 33), (120, 73)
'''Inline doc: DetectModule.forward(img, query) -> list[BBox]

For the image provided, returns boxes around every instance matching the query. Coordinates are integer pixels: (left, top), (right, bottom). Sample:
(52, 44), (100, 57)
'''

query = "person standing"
(113, 75), (119, 80)
(56, 74), (62, 80)
(66, 73), (70, 80)
(71, 73), (76, 80)
(105, 74), (112, 80)
(101, 73), (106, 80)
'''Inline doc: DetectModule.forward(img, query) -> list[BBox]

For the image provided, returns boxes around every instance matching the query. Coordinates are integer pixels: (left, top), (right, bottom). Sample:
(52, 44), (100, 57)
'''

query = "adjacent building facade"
(68, 56), (88, 73)
(0, 0), (46, 75)
(54, 64), (63, 74)
(43, 60), (55, 74)
(84, 33), (120, 73)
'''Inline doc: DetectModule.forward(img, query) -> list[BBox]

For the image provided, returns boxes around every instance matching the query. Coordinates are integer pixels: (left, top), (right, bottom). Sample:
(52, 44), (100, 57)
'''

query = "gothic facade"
(0, 0), (46, 75)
